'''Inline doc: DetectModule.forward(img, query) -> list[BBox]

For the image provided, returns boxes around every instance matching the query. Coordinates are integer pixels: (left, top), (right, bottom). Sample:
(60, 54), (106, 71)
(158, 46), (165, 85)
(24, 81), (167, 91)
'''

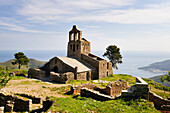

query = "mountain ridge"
(0, 58), (46, 70)
(138, 59), (170, 73)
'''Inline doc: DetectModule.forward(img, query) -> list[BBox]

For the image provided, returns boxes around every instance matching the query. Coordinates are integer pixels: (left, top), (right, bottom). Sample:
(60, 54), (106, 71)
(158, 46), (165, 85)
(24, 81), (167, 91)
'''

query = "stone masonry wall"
(81, 88), (114, 101)
(149, 91), (170, 110)
(0, 92), (32, 112)
(28, 68), (46, 79)
(50, 72), (74, 83)
(121, 77), (149, 100)
(105, 80), (128, 97)
(15, 93), (42, 104)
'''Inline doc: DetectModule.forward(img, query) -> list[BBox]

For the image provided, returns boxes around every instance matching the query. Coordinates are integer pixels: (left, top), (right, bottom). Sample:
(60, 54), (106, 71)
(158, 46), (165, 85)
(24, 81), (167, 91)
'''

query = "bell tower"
(67, 25), (91, 59)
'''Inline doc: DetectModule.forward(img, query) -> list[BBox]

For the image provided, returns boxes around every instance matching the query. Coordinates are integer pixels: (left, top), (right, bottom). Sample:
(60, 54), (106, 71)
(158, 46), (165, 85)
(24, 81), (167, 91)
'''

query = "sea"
(0, 50), (170, 78)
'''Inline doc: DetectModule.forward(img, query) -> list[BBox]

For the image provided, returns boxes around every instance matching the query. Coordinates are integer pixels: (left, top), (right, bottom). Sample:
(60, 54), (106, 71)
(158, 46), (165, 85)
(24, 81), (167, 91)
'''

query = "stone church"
(28, 25), (113, 83)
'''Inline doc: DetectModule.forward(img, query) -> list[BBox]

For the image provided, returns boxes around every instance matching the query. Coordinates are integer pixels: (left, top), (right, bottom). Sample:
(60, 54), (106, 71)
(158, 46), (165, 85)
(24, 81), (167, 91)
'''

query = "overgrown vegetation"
(143, 78), (170, 92)
(0, 66), (10, 88)
(49, 96), (158, 113)
(143, 78), (170, 99)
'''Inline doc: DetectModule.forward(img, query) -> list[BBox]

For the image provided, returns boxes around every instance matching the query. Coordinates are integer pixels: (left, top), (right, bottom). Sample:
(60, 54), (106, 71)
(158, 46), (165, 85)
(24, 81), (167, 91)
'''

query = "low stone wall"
(81, 88), (114, 101)
(71, 83), (97, 95)
(149, 91), (170, 110)
(50, 72), (74, 83)
(42, 100), (54, 112)
(121, 77), (149, 100)
(71, 80), (127, 97)
(15, 93), (42, 104)
(0, 92), (32, 112)
(28, 68), (46, 79)
(105, 80), (128, 97)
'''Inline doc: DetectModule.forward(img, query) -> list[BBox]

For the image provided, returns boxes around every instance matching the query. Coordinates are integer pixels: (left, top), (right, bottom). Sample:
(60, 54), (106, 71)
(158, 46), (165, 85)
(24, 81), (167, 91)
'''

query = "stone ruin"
(71, 79), (128, 101)
(121, 77), (149, 99)
(70, 77), (151, 101)
(0, 91), (54, 112)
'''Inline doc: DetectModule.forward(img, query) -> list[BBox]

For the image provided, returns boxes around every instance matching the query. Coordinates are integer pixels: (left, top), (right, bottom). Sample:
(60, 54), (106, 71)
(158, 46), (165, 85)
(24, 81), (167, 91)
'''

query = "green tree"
(165, 71), (170, 82)
(0, 66), (10, 89)
(12, 52), (29, 69)
(160, 76), (166, 84)
(103, 45), (123, 70)
(160, 76), (166, 94)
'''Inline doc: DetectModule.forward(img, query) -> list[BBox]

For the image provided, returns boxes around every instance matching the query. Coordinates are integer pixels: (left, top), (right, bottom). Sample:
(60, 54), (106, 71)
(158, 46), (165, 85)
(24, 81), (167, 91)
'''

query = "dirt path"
(1, 78), (71, 100)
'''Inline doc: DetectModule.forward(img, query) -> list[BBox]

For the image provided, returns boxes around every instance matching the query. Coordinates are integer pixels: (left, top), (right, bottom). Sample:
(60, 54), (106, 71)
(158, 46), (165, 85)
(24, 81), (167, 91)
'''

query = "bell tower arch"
(67, 25), (91, 59)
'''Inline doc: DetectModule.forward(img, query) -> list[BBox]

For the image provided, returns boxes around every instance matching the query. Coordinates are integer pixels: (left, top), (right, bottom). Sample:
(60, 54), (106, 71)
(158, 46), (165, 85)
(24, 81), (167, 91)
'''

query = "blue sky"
(0, 0), (170, 52)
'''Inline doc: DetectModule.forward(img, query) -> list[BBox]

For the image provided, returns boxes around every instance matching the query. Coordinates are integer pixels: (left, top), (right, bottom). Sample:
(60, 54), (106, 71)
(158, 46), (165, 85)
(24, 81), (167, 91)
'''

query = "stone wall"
(121, 77), (149, 100)
(28, 68), (46, 79)
(15, 93), (42, 104)
(105, 80), (128, 97)
(81, 88), (114, 101)
(0, 92), (32, 112)
(107, 62), (113, 76)
(76, 71), (91, 81)
(149, 91), (170, 110)
(67, 25), (91, 59)
(71, 81), (127, 98)
(50, 72), (74, 83)
(41, 57), (75, 75)
(71, 83), (97, 95)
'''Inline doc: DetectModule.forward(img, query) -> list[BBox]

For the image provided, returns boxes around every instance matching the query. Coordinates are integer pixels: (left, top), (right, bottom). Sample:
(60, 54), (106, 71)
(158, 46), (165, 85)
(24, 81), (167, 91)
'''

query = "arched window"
(53, 66), (58, 73)
(73, 44), (75, 52)
(70, 45), (72, 50)
(77, 45), (79, 50)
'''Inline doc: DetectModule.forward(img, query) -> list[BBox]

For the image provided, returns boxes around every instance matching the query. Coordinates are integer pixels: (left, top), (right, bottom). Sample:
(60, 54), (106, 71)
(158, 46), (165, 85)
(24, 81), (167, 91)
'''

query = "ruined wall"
(50, 72), (74, 83)
(71, 83), (97, 95)
(105, 80), (128, 97)
(0, 92), (32, 112)
(15, 93), (42, 104)
(121, 77), (149, 100)
(81, 88), (114, 101)
(149, 91), (170, 110)
(28, 68), (46, 79)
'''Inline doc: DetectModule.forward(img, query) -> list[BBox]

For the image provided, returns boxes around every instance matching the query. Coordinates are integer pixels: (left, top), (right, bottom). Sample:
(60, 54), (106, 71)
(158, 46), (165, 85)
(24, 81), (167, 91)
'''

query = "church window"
(73, 44), (75, 52)
(77, 45), (79, 50)
(70, 45), (72, 50)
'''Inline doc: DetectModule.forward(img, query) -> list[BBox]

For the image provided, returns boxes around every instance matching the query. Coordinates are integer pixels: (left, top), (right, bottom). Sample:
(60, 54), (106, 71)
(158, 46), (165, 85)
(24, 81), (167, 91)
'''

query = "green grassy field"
(1, 68), (169, 112)
(48, 96), (158, 113)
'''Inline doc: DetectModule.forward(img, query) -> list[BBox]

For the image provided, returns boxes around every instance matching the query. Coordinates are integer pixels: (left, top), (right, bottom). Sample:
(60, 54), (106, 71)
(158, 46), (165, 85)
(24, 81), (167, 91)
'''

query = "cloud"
(16, 0), (134, 23)
(15, 0), (170, 24)
(0, 18), (59, 33)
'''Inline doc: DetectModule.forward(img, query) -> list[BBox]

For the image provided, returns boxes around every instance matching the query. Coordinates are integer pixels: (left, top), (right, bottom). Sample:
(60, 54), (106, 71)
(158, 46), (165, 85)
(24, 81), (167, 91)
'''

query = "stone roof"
(58, 57), (92, 73)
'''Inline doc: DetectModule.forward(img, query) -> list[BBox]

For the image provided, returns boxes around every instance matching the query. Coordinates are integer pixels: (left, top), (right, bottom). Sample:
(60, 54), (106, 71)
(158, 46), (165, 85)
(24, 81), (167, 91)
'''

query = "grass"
(143, 78), (170, 99)
(67, 74), (136, 87)
(49, 96), (158, 113)
(100, 74), (136, 86)
(49, 86), (71, 95)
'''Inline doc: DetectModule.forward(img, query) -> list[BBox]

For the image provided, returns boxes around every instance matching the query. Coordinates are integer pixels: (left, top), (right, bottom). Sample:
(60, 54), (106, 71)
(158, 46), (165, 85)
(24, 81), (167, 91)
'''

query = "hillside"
(2, 74), (168, 112)
(138, 59), (170, 73)
(149, 75), (170, 87)
(0, 58), (46, 69)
